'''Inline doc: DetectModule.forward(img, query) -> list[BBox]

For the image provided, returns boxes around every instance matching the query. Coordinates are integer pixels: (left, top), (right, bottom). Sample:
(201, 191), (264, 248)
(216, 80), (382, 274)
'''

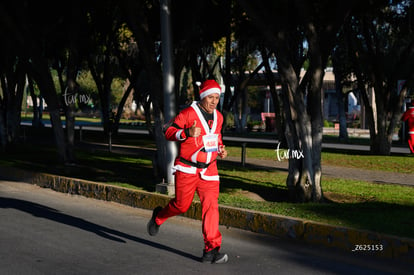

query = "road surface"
(0, 180), (411, 275)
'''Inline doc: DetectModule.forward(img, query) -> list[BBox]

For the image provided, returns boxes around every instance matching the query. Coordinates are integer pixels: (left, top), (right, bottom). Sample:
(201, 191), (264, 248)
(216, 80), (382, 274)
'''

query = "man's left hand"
(218, 145), (227, 159)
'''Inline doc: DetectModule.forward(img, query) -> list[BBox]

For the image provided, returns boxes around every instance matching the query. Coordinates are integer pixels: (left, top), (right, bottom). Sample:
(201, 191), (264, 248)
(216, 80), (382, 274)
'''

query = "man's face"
(200, 93), (220, 114)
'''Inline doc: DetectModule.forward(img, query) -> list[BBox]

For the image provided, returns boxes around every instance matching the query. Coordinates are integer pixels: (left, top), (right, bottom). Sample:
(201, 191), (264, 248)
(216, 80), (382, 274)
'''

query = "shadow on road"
(0, 197), (200, 262)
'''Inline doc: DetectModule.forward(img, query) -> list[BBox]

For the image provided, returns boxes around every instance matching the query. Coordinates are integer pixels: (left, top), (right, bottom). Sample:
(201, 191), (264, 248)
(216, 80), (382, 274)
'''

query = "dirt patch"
(236, 190), (266, 201)
(324, 191), (376, 203)
(234, 190), (376, 204)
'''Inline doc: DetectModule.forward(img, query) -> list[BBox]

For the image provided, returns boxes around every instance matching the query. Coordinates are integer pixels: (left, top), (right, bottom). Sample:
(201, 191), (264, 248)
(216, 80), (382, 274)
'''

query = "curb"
(1, 166), (413, 264)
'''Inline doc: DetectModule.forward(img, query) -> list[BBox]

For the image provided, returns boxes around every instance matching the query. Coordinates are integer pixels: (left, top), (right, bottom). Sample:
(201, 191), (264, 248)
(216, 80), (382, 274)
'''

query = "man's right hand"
(189, 120), (201, 137)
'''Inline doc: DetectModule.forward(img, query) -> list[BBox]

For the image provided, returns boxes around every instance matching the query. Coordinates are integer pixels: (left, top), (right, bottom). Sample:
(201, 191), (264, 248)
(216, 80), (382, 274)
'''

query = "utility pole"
(156, 0), (177, 195)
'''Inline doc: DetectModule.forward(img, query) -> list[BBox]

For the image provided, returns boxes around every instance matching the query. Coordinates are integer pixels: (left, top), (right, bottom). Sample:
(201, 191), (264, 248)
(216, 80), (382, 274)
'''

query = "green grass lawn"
(217, 166), (414, 238)
(225, 146), (414, 173)
(1, 131), (414, 239)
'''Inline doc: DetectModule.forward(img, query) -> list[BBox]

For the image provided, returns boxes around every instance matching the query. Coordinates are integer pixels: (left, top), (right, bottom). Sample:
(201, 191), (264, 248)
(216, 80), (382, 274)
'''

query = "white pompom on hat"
(199, 79), (222, 100)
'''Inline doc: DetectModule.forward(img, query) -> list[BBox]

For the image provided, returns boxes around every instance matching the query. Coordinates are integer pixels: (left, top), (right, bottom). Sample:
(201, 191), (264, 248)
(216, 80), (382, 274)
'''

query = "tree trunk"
(0, 106), (6, 151)
(234, 63), (264, 133)
(56, 57), (76, 164)
(307, 70), (324, 202)
(358, 79), (393, 155)
(275, 35), (325, 202)
(89, 54), (114, 136)
(113, 80), (135, 134)
(261, 47), (285, 143)
(6, 69), (25, 146)
(30, 57), (68, 163)
(237, 0), (355, 202)
(333, 59), (349, 142)
(65, 69), (78, 164)
(122, 0), (171, 182)
(0, 60), (26, 151)
(222, 29), (232, 112)
(6, 63), (25, 147)
(233, 87), (246, 133)
(62, 4), (83, 164)
(27, 76), (43, 127)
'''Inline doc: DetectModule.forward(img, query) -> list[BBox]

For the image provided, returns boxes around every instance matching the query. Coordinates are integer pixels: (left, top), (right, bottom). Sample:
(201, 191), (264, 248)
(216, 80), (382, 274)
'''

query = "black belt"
(179, 157), (214, 169)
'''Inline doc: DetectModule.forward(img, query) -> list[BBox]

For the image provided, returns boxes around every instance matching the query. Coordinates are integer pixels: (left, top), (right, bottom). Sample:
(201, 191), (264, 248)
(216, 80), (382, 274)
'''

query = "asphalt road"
(1, 180), (412, 275)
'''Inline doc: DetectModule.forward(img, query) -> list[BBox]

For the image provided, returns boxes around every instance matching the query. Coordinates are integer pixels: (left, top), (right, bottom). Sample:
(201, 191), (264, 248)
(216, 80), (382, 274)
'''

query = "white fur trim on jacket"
(172, 164), (197, 174)
(175, 129), (185, 141)
(200, 169), (220, 181)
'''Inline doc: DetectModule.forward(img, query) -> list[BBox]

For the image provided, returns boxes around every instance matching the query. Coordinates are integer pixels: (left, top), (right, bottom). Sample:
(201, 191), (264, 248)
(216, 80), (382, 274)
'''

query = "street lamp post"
(156, 0), (177, 195)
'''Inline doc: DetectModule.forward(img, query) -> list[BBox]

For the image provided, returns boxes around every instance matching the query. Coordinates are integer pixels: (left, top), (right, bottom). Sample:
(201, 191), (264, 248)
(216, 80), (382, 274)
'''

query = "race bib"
(203, 134), (218, 152)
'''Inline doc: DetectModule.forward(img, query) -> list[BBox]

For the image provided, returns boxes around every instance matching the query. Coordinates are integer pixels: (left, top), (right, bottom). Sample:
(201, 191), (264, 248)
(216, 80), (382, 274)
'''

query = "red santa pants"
(408, 134), (414, 153)
(155, 170), (222, 252)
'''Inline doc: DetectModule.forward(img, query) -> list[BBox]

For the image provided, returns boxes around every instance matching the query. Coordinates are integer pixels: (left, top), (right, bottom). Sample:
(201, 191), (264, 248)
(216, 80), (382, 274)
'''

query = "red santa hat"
(199, 79), (221, 100)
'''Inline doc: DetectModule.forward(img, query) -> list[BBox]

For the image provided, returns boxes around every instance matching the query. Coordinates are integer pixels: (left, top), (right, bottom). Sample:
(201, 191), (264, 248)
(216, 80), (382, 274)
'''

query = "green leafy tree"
(240, 0), (357, 202)
(0, 1), (71, 162)
(343, 1), (414, 155)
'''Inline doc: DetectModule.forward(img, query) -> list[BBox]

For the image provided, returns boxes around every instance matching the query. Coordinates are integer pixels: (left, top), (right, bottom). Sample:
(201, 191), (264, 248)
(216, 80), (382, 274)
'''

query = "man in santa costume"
(147, 79), (229, 264)
(401, 99), (414, 154)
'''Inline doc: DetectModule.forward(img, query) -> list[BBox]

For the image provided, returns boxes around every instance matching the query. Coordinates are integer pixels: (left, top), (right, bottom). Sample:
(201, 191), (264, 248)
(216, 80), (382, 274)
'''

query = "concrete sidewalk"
(1, 164), (413, 264)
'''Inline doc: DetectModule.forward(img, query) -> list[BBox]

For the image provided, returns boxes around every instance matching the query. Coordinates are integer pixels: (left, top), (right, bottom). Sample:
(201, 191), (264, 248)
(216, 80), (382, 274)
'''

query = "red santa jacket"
(164, 101), (224, 181)
(402, 106), (414, 134)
